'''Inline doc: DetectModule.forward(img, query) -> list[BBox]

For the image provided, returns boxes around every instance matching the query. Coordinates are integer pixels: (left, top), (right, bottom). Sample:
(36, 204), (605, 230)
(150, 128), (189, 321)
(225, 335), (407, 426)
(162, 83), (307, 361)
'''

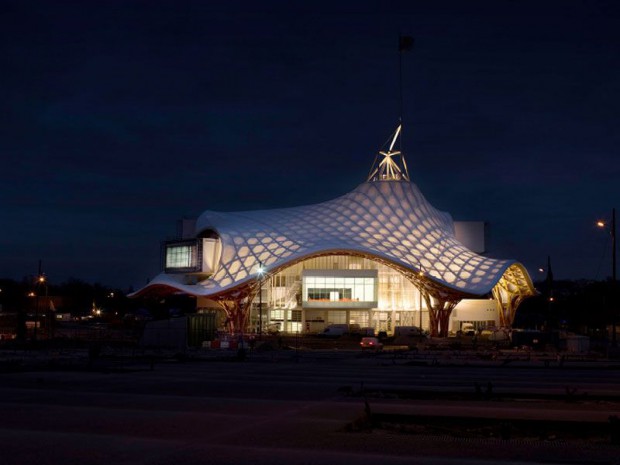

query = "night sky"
(2, 0), (619, 289)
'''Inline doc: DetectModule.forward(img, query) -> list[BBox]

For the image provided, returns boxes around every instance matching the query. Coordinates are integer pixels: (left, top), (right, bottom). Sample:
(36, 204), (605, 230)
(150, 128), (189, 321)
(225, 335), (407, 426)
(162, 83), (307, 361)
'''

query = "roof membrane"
(140, 180), (522, 298)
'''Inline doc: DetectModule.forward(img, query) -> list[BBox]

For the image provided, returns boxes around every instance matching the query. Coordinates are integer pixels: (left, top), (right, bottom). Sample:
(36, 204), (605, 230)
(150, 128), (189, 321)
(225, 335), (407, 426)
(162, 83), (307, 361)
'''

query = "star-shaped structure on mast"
(367, 124), (410, 182)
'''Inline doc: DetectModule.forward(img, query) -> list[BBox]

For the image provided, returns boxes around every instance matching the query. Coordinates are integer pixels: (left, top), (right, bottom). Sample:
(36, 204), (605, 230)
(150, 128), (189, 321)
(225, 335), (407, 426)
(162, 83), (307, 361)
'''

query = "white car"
(460, 323), (476, 336)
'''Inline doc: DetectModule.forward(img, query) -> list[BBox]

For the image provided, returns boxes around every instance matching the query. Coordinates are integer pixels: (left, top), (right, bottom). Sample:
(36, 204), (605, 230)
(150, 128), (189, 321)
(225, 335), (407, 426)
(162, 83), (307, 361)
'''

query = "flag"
(399, 36), (414, 52)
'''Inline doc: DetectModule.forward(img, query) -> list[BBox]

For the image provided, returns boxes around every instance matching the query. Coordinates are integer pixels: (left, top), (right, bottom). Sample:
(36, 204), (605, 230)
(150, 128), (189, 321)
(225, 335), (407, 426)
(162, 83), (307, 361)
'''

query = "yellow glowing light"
(388, 124), (402, 152)
(597, 221), (606, 228)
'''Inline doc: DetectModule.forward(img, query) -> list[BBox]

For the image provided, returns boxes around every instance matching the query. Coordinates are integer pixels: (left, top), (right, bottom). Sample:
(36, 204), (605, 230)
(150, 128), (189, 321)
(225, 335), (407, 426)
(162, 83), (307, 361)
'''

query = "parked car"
(484, 327), (510, 342)
(360, 337), (383, 351)
(460, 322), (476, 336)
(318, 324), (347, 338)
(394, 326), (425, 337)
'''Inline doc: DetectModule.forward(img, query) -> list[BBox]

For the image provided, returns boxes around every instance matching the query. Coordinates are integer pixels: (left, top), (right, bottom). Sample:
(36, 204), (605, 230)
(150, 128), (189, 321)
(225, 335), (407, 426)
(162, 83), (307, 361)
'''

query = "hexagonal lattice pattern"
(153, 180), (518, 297)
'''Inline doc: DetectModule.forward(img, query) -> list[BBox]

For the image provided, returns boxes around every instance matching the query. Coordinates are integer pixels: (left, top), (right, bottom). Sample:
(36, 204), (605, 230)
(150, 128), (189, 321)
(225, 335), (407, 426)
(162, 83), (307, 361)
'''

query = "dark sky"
(2, 0), (619, 289)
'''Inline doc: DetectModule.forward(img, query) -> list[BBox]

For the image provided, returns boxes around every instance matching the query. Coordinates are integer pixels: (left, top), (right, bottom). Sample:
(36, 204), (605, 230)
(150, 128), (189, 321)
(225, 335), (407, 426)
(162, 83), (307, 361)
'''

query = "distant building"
(132, 125), (535, 336)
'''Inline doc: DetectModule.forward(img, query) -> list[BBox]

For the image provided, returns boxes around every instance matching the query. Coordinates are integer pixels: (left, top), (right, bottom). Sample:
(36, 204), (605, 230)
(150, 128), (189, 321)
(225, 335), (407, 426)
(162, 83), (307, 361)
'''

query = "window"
(166, 244), (196, 268)
(163, 239), (204, 273)
(307, 288), (353, 301)
(302, 270), (377, 308)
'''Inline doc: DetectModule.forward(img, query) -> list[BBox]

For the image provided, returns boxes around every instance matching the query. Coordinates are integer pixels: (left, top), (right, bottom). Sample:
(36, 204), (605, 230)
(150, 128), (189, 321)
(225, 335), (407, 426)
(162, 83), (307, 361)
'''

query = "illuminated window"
(302, 270), (377, 308)
(271, 309), (285, 320)
(163, 239), (201, 272)
(166, 245), (194, 268)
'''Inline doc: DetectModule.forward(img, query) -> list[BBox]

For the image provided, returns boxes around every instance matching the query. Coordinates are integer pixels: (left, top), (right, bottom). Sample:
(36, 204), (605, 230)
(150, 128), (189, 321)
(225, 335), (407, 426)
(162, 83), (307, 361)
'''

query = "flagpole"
(399, 38), (404, 127)
(398, 36), (414, 156)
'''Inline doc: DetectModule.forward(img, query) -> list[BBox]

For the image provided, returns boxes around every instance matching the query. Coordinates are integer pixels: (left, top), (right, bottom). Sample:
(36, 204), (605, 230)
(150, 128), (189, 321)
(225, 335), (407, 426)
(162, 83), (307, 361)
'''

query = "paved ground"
(1, 348), (620, 464)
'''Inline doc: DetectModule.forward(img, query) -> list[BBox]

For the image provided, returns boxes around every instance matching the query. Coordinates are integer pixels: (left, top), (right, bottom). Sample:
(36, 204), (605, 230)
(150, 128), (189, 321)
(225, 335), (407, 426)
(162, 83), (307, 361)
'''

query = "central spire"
(367, 124), (410, 182)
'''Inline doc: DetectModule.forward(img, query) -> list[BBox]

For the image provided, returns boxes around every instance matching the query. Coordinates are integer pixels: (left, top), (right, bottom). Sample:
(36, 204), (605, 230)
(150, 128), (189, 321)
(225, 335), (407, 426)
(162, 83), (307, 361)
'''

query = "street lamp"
(257, 262), (266, 338)
(597, 208), (616, 347)
(538, 257), (555, 331)
(34, 274), (48, 341)
(413, 260), (425, 329)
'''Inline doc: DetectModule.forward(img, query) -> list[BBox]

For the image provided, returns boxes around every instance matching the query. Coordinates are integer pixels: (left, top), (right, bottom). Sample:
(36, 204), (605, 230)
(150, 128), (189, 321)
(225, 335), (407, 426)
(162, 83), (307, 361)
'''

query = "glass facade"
(248, 254), (429, 334)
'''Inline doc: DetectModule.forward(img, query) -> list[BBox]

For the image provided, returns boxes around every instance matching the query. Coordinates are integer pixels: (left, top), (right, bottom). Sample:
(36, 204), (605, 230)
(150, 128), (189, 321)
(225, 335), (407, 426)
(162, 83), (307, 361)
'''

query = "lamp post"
(414, 261), (425, 330)
(419, 287), (423, 329)
(538, 256), (554, 330)
(33, 274), (47, 341)
(598, 208), (616, 347)
(27, 290), (36, 341)
(257, 262), (265, 339)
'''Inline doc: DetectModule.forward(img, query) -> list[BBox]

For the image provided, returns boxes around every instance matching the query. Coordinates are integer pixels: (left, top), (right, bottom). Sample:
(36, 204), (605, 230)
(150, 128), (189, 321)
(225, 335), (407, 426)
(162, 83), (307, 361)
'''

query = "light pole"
(414, 259), (425, 330)
(257, 262), (265, 339)
(538, 256), (554, 330)
(27, 290), (36, 341)
(419, 287), (423, 329)
(34, 274), (47, 341)
(598, 208), (616, 347)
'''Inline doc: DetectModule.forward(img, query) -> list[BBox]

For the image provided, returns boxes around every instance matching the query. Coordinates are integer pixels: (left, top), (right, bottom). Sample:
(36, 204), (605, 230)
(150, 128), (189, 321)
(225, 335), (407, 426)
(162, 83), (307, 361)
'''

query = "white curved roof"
(142, 180), (520, 298)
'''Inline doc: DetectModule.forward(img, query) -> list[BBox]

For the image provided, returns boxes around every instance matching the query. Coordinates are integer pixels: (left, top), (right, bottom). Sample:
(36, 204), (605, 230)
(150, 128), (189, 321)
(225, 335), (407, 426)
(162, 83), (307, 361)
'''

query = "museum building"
(132, 125), (536, 337)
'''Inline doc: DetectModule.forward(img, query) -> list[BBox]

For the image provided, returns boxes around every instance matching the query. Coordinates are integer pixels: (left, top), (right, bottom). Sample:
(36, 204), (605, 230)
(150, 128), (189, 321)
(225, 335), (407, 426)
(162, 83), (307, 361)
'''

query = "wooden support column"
(215, 286), (258, 334)
(423, 293), (438, 336)
(424, 293), (459, 337)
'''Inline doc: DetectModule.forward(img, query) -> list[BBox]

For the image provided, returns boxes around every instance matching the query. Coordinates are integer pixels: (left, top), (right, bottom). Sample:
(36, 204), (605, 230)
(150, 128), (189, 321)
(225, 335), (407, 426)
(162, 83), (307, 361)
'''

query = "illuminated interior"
(259, 255), (426, 333)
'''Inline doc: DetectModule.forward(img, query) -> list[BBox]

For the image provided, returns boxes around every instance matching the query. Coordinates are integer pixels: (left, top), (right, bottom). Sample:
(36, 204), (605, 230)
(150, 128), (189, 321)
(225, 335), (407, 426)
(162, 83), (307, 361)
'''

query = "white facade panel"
(201, 238), (221, 274)
(451, 299), (499, 327)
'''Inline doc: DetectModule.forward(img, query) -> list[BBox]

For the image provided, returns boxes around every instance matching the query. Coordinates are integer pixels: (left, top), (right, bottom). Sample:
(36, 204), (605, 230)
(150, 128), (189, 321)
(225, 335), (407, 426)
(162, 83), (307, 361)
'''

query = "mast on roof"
(367, 36), (414, 183)
(367, 124), (410, 182)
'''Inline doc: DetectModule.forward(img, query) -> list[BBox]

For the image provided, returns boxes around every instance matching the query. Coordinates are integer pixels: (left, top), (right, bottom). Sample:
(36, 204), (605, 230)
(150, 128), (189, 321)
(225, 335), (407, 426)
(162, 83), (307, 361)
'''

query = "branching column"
(423, 293), (459, 337)
(215, 287), (258, 334)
